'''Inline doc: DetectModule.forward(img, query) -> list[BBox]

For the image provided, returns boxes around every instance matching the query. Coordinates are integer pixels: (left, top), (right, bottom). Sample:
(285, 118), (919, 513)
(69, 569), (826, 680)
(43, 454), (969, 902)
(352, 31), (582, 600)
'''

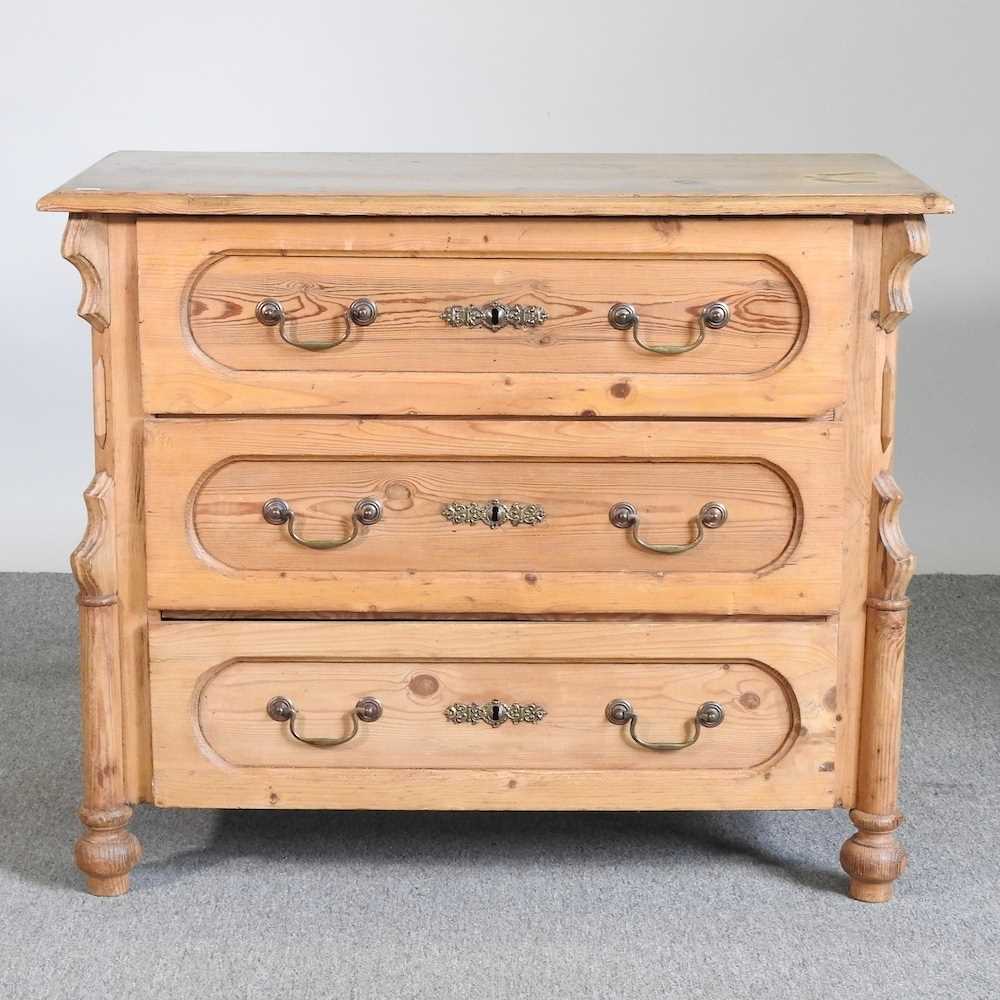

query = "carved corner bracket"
(70, 472), (117, 606)
(870, 471), (916, 607)
(877, 217), (928, 334)
(62, 216), (111, 332)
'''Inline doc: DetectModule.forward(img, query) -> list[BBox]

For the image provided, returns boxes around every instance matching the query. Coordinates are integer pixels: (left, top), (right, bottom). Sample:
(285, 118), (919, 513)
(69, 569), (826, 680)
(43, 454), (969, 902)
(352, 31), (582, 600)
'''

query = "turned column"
(840, 471), (915, 902)
(70, 472), (142, 895)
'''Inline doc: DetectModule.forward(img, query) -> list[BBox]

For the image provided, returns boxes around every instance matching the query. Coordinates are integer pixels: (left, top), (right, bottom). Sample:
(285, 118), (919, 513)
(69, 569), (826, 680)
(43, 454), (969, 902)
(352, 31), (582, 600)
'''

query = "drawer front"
(144, 418), (844, 615)
(138, 217), (852, 417)
(149, 619), (838, 809)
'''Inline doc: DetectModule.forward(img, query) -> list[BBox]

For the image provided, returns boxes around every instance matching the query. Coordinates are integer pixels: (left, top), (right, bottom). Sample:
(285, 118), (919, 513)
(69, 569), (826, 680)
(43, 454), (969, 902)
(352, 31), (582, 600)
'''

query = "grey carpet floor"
(1, 573), (998, 999)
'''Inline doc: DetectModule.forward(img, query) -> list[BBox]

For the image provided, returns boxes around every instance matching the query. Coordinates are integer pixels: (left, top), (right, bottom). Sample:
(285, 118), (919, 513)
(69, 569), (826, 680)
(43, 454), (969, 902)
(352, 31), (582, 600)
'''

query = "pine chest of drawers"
(38, 152), (952, 899)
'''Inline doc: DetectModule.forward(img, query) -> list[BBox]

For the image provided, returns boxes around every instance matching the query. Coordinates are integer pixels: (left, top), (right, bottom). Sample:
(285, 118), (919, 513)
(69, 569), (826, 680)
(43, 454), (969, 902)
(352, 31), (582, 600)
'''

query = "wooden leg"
(840, 598), (910, 901)
(841, 809), (907, 903)
(71, 473), (142, 895)
(76, 805), (141, 897)
(840, 472), (914, 902)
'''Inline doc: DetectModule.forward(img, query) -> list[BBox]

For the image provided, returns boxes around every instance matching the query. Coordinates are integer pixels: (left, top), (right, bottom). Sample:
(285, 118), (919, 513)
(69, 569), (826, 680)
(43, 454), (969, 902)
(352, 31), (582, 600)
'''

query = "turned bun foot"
(840, 808), (907, 903)
(75, 805), (142, 896)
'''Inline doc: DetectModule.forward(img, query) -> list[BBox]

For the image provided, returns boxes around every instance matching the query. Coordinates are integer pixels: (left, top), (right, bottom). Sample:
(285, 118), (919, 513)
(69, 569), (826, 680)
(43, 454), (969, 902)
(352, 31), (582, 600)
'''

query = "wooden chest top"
(37, 151), (953, 217)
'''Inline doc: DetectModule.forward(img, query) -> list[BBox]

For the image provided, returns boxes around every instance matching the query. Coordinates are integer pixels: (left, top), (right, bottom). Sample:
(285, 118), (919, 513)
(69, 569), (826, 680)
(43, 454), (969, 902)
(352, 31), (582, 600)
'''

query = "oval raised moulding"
(190, 456), (800, 577)
(185, 252), (806, 376)
(194, 657), (801, 772)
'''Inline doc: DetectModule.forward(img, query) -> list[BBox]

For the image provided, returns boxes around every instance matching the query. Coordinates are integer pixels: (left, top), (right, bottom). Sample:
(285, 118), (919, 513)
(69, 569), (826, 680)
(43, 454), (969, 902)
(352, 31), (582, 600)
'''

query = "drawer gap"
(158, 610), (834, 623)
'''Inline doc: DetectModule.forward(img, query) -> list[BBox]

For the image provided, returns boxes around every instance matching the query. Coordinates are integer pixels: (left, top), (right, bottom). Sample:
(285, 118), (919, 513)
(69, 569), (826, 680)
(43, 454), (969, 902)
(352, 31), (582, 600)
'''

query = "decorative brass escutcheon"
(441, 499), (545, 529)
(440, 301), (548, 331)
(444, 699), (547, 727)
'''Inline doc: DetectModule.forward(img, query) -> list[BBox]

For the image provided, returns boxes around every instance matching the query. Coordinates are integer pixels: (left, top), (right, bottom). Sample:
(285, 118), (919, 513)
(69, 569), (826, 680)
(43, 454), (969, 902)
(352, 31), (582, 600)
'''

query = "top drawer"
(137, 217), (853, 417)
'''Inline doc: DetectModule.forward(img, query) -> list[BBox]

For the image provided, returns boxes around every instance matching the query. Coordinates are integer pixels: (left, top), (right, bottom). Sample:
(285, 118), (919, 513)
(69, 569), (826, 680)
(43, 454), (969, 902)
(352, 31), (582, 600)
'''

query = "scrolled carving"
(70, 472), (117, 605)
(877, 217), (928, 334)
(61, 216), (111, 332)
(871, 471), (915, 606)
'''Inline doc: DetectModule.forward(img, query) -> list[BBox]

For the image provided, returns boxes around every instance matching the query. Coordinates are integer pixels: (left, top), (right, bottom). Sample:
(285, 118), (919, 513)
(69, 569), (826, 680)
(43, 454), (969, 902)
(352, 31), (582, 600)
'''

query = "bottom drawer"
(149, 619), (839, 810)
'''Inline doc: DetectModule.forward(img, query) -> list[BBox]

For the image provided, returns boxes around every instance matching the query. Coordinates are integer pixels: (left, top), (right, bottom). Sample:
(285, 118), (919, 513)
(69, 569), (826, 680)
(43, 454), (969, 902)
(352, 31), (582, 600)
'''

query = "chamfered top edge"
(37, 151), (954, 216)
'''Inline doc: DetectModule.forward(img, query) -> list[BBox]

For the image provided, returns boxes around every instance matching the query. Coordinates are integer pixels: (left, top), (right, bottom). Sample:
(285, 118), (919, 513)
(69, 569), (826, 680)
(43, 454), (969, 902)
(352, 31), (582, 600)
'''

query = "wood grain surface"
(149, 618), (838, 809)
(38, 152), (953, 216)
(143, 417), (844, 615)
(187, 254), (802, 375)
(195, 458), (794, 573)
(138, 216), (852, 417)
(198, 660), (794, 771)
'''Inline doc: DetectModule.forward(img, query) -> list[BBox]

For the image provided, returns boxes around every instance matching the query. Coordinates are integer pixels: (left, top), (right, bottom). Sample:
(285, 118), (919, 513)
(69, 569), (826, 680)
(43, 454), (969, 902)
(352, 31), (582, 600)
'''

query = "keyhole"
(486, 699), (509, 726)
(489, 305), (502, 328)
(489, 501), (502, 524)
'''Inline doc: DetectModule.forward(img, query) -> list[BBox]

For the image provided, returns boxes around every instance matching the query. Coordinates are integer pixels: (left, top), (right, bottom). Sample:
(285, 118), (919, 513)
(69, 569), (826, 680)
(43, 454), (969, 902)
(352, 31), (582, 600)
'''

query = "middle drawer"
(144, 418), (843, 615)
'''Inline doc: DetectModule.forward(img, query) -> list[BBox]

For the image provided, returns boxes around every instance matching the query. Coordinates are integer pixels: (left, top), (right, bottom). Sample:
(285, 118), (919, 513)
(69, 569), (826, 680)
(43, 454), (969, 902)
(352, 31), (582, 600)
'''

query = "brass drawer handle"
(441, 301), (548, 331)
(609, 300), (730, 355)
(262, 497), (382, 550)
(267, 695), (382, 748)
(255, 297), (377, 351)
(605, 699), (725, 751)
(609, 500), (727, 555)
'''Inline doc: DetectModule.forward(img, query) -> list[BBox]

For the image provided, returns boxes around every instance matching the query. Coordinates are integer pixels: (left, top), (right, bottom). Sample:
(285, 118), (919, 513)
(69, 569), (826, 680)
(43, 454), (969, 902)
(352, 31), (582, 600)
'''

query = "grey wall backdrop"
(2, 0), (996, 572)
